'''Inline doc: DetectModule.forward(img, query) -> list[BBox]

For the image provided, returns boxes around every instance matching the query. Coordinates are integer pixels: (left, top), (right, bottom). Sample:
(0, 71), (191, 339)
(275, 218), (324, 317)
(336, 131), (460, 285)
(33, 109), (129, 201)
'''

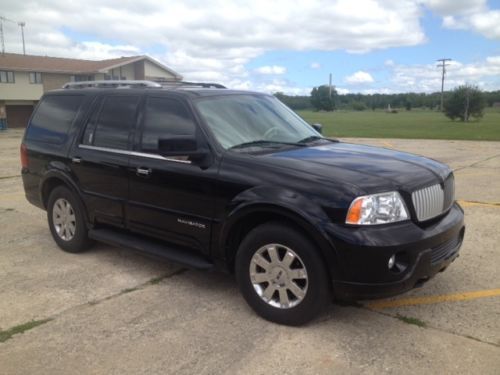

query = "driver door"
(127, 95), (217, 255)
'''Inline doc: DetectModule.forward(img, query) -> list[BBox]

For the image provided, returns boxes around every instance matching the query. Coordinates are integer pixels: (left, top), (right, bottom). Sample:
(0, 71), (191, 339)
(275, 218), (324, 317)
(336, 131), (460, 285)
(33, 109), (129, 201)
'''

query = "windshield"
(195, 94), (322, 150)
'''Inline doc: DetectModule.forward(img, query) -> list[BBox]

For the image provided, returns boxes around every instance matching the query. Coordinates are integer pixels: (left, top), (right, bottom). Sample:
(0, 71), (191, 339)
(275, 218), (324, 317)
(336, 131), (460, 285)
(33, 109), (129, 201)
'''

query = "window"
(72, 75), (93, 82)
(0, 71), (15, 83)
(29, 72), (42, 84)
(104, 74), (119, 80)
(141, 97), (196, 152)
(85, 96), (139, 150)
(26, 95), (84, 144)
(195, 95), (318, 149)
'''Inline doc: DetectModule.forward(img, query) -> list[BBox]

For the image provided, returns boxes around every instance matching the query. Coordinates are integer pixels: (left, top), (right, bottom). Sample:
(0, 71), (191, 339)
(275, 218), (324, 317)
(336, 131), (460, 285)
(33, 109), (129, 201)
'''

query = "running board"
(89, 228), (214, 270)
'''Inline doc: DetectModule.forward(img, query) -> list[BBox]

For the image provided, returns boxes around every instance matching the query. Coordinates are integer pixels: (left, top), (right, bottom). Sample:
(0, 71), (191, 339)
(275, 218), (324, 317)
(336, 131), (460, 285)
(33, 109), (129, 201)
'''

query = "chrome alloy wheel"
(249, 244), (308, 309)
(52, 198), (76, 241)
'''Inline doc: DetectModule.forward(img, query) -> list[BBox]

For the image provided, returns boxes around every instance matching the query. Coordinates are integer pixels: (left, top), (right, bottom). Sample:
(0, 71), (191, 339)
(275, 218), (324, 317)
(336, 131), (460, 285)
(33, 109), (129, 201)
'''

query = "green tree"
(310, 85), (336, 111)
(352, 101), (367, 111)
(444, 85), (486, 122)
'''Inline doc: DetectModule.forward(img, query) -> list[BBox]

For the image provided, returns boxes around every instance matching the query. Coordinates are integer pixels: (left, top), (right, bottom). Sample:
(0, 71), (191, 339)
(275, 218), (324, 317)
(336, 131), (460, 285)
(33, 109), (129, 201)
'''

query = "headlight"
(346, 191), (409, 225)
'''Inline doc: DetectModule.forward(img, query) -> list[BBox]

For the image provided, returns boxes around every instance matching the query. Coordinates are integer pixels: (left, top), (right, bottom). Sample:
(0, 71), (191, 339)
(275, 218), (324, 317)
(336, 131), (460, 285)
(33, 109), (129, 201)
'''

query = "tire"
(235, 222), (330, 326)
(47, 185), (93, 253)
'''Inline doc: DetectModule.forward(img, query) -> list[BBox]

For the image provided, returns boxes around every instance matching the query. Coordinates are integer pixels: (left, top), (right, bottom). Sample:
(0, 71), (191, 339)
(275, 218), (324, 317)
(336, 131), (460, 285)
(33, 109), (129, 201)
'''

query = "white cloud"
(422, 0), (486, 16)
(1, 0), (427, 90)
(2, 0), (499, 94)
(255, 65), (287, 75)
(345, 71), (375, 84)
(336, 87), (350, 94)
(423, 0), (500, 39)
(386, 56), (500, 92)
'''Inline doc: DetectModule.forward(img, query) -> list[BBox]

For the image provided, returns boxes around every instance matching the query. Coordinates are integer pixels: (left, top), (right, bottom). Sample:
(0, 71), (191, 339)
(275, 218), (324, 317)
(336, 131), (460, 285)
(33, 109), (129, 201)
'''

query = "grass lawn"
(297, 108), (500, 141)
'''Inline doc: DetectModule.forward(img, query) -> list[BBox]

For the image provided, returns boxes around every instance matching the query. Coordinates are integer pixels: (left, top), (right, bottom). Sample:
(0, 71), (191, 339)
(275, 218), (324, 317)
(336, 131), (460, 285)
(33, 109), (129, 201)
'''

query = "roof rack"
(160, 81), (227, 89)
(62, 80), (162, 89)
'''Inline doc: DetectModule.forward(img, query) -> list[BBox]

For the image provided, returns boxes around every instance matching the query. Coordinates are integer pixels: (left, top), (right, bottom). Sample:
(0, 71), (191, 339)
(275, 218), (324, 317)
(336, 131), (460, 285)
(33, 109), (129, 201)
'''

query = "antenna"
(437, 58), (452, 111)
(18, 21), (26, 55)
(0, 15), (26, 55)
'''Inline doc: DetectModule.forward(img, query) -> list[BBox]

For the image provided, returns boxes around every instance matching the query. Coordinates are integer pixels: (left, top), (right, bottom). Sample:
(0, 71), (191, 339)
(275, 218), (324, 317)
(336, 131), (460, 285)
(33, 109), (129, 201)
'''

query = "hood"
(262, 142), (451, 193)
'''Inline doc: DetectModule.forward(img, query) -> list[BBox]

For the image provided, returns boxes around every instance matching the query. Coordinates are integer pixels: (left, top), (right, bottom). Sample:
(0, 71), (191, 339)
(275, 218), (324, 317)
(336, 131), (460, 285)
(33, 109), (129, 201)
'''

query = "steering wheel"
(263, 127), (280, 140)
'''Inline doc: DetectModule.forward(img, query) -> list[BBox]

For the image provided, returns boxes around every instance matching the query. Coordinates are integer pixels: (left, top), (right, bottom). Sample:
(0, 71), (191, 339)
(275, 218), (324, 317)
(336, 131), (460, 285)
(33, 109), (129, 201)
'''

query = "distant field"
(297, 108), (500, 140)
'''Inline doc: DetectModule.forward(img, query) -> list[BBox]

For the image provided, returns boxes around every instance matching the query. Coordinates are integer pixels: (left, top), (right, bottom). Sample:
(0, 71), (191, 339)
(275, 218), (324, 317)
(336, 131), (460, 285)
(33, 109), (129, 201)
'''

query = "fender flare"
(219, 186), (343, 280)
(39, 165), (90, 223)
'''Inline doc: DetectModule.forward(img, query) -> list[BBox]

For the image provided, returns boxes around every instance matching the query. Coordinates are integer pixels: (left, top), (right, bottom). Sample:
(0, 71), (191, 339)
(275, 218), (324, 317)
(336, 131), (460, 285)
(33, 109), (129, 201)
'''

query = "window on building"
(141, 97), (196, 152)
(29, 72), (42, 84)
(72, 75), (93, 82)
(0, 71), (15, 83)
(83, 95), (139, 150)
(104, 74), (121, 80)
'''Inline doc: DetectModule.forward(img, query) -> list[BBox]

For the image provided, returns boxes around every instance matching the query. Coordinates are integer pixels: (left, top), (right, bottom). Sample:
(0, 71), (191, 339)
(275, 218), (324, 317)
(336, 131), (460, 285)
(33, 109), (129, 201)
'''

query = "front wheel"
(235, 222), (330, 326)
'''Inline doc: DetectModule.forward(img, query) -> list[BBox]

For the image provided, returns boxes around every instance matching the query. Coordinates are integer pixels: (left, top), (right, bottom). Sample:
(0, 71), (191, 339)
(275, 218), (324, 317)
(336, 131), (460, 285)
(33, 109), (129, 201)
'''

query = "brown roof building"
(0, 53), (182, 127)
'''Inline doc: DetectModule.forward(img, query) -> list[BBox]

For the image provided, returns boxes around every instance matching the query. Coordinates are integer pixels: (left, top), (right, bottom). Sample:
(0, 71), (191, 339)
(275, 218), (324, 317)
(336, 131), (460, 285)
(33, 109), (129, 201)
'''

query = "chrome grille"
(443, 174), (455, 211)
(412, 174), (455, 222)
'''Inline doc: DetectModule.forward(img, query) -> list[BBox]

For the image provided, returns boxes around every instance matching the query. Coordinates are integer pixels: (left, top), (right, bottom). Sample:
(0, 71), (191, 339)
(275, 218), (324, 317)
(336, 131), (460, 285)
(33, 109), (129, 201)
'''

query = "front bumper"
(327, 202), (465, 300)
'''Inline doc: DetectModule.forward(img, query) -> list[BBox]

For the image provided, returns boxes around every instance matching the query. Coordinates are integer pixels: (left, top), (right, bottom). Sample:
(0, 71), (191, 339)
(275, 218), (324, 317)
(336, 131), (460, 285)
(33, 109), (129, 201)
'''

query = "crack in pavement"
(458, 200), (500, 208)
(0, 268), (189, 345)
(363, 306), (500, 349)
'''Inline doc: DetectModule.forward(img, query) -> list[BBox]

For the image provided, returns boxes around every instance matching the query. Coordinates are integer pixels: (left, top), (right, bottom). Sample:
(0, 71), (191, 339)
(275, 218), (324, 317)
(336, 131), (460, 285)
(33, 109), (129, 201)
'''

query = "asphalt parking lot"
(1, 129), (499, 374)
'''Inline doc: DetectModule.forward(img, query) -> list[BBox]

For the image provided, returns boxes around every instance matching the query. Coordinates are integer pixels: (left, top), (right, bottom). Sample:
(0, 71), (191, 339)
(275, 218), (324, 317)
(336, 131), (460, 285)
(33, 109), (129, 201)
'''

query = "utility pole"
(464, 86), (470, 122)
(18, 21), (26, 55)
(0, 20), (4, 55)
(0, 16), (25, 55)
(437, 58), (452, 111)
(0, 16), (18, 55)
(328, 73), (332, 99)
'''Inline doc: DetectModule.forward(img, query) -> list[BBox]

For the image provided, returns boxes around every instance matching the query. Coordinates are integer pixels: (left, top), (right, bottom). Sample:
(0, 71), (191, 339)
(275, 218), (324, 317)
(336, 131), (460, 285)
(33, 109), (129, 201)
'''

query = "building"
(0, 53), (183, 128)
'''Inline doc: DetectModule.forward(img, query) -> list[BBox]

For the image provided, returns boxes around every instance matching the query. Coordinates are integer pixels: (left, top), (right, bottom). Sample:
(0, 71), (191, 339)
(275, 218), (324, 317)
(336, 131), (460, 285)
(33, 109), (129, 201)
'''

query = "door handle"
(72, 157), (82, 164)
(136, 167), (152, 177)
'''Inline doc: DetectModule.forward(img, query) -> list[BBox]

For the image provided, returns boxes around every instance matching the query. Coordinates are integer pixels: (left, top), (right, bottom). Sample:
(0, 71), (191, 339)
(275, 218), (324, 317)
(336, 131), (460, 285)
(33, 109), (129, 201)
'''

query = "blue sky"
(3, 0), (500, 94)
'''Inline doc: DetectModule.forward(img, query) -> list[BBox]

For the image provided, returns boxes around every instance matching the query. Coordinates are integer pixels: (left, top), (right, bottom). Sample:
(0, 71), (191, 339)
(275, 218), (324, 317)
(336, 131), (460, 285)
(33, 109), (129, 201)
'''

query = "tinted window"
(26, 95), (84, 144)
(141, 97), (196, 151)
(91, 96), (139, 150)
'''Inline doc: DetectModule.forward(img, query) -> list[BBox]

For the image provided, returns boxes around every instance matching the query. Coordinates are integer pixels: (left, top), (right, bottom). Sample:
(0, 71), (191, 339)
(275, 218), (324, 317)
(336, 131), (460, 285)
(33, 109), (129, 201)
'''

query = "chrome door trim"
(78, 144), (192, 164)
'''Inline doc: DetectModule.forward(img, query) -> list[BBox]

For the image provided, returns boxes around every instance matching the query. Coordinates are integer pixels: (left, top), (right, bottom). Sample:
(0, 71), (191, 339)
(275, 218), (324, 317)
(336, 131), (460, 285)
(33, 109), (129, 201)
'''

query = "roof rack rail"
(160, 81), (227, 89)
(62, 80), (162, 89)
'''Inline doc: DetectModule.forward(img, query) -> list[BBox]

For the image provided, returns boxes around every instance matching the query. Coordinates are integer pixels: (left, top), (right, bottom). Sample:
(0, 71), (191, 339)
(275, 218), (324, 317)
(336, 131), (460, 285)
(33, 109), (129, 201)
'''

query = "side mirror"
(312, 123), (323, 134)
(158, 136), (207, 161)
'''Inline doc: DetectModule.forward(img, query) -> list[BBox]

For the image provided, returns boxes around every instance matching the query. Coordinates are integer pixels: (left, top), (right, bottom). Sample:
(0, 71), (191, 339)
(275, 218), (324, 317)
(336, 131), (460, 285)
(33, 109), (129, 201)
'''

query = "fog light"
(388, 254), (396, 269)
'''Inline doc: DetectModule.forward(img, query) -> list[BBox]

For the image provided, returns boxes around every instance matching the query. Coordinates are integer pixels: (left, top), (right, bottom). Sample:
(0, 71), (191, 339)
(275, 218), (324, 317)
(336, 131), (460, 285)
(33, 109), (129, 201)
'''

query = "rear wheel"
(236, 222), (330, 325)
(47, 186), (93, 253)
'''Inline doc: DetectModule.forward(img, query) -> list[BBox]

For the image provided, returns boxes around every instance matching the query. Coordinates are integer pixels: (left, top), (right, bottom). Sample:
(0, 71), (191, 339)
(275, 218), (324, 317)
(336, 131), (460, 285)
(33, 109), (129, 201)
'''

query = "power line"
(437, 58), (452, 111)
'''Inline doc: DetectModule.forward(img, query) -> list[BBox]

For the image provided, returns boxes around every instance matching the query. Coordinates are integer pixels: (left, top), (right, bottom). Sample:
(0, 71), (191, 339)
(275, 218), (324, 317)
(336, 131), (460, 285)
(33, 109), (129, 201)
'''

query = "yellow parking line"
(458, 200), (500, 208)
(381, 141), (395, 149)
(366, 288), (500, 310)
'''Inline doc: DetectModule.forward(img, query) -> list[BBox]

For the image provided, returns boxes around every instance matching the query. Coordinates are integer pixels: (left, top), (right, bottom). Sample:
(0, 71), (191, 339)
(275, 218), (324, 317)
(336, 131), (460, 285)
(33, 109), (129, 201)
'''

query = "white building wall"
(144, 61), (176, 80)
(119, 64), (135, 79)
(0, 71), (44, 101)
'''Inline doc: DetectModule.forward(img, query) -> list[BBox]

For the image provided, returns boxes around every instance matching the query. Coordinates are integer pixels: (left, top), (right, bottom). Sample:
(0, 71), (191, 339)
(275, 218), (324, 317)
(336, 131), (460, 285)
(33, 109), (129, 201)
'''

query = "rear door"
(69, 94), (140, 228)
(127, 95), (217, 254)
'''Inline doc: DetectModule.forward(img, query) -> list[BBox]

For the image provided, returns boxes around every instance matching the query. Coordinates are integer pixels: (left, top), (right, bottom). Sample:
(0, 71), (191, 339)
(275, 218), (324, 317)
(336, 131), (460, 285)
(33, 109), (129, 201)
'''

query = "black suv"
(21, 80), (465, 325)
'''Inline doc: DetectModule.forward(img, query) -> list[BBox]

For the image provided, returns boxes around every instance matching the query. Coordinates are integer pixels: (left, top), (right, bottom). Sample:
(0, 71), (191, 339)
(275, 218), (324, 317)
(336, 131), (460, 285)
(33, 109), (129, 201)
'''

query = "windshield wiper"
(229, 140), (306, 150)
(298, 135), (339, 144)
